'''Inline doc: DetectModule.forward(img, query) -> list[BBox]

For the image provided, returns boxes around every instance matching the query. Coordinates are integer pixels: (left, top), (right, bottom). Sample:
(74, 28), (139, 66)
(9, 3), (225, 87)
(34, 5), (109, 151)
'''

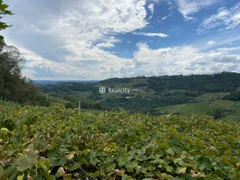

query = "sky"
(1, 0), (240, 80)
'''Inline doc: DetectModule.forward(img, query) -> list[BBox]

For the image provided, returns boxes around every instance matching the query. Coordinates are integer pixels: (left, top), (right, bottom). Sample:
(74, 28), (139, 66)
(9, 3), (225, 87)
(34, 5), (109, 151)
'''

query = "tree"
(0, 1), (50, 106)
(223, 90), (240, 101)
(207, 108), (225, 120)
(0, 40), (25, 100)
(0, 0), (13, 40)
(65, 102), (76, 109)
(0, 40), (50, 106)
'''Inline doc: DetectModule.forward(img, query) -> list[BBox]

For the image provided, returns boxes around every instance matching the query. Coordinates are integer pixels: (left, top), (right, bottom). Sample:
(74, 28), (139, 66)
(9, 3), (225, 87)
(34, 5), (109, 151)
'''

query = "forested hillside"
(101, 72), (240, 92)
(39, 72), (240, 121)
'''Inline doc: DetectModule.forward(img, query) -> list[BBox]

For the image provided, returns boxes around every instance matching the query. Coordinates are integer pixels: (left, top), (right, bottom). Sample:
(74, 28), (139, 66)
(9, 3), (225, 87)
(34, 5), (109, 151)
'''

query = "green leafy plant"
(0, 0), (13, 40)
(0, 104), (240, 179)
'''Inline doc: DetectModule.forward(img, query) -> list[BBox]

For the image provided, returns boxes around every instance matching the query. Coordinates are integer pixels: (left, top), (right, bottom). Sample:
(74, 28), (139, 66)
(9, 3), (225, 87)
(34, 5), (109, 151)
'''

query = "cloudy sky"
(2, 0), (240, 80)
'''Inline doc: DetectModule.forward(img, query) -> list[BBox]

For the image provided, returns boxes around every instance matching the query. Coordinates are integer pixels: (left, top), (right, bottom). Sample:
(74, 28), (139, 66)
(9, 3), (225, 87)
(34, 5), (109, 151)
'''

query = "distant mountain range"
(33, 80), (99, 85)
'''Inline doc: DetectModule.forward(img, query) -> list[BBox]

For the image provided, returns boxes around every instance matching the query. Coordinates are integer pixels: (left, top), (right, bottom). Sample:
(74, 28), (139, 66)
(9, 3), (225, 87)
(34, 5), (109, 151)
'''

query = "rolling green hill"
(155, 98), (240, 122)
(39, 72), (240, 121)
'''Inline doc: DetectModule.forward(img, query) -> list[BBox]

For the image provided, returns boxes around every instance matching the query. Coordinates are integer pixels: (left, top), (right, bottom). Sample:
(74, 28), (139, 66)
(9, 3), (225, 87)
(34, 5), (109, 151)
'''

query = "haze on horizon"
(2, 0), (240, 80)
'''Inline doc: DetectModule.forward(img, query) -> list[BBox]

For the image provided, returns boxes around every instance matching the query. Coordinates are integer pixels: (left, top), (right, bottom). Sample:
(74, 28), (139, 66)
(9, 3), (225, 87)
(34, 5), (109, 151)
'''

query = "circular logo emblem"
(99, 86), (106, 94)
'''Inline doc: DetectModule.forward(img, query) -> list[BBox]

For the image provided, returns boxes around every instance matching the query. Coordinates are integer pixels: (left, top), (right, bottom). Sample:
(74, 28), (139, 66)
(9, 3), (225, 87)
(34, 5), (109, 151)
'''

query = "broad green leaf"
(177, 167), (187, 174)
(55, 167), (65, 178)
(17, 175), (24, 180)
(16, 157), (31, 171)
(161, 173), (174, 179)
(166, 148), (175, 156)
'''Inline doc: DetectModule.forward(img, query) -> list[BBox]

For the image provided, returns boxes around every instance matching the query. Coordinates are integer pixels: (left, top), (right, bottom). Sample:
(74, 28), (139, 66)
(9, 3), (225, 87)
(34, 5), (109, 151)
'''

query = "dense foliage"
(0, 0), (13, 39)
(0, 39), (50, 106)
(65, 100), (102, 110)
(39, 72), (240, 115)
(102, 92), (201, 114)
(102, 72), (240, 93)
(223, 90), (240, 101)
(1, 103), (240, 179)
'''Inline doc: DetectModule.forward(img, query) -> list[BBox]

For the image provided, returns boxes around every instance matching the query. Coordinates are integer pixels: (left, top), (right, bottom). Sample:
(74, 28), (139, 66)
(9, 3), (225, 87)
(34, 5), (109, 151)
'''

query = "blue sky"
(2, 0), (240, 80)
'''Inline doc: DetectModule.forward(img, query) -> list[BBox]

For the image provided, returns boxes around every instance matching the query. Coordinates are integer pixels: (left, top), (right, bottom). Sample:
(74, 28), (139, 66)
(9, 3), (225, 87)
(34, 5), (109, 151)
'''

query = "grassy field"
(195, 93), (229, 102)
(210, 100), (236, 109)
(74, 91), (93, 98)
(46, 96), (71, 104)
(221, 101), (240, 122)
(156, 94), (240, 122)
(156, 102), (216, 116)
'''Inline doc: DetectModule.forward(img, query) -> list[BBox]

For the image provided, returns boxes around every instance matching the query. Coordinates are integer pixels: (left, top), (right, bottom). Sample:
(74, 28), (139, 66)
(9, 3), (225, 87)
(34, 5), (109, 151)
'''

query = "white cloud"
(148, 3), (154, 14)
(162, 13), (172, 20)
(3, 0), (151, 79)
(15, 41), (240, 80)
(197, 29), (240, 51)
(16, 45), (130, 80)
(96, 42), (115, 48)
(118, 43), (240, 77)
(175, 0), (218, 20)
(209, 46), (240, 55)
(198, 2), (240, 34)
(147, 3), (155, 20)
(133, 32), (169, 38)
(3, 0), (240, 80)
(18, 48), (90, 80)
(207, 40), (216, 46)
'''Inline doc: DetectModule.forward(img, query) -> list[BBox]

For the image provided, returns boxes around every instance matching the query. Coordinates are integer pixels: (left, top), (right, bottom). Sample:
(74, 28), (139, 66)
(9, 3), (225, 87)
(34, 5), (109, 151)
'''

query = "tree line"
(0, 1), (49, 106)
